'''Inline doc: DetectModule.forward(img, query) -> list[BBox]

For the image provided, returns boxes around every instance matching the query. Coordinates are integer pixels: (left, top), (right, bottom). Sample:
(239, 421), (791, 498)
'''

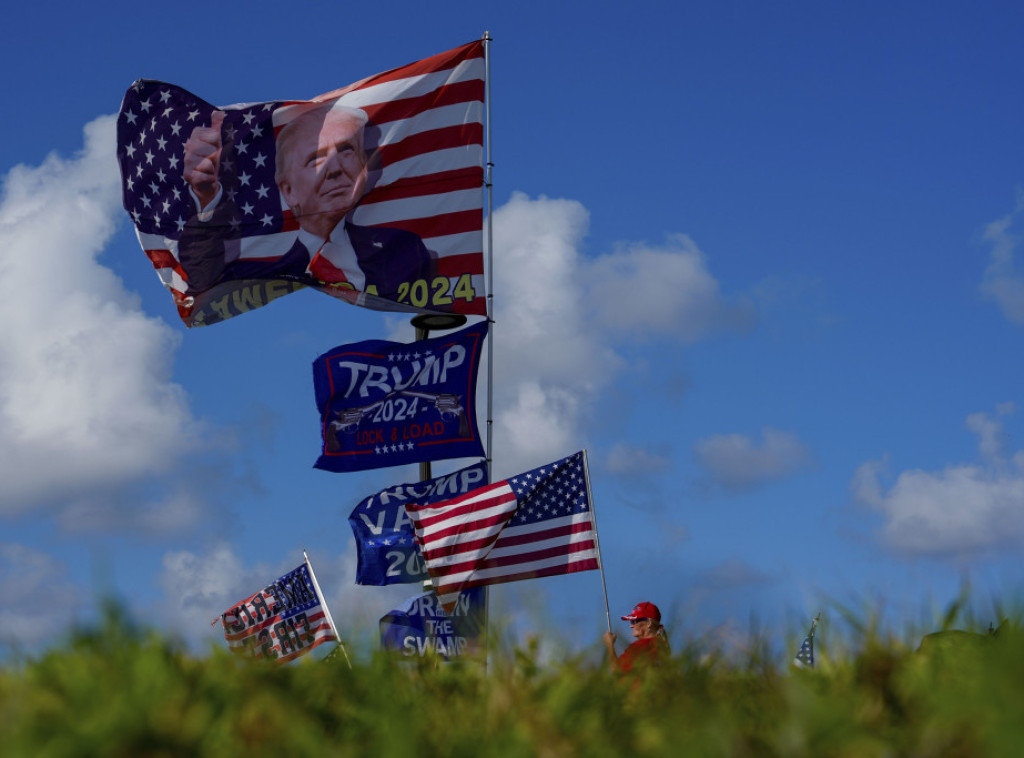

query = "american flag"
(220, 562), (338, 663)
(116, 40), (486, 327)
(793, 615), (819, 668)
(405, 451), (600, 612)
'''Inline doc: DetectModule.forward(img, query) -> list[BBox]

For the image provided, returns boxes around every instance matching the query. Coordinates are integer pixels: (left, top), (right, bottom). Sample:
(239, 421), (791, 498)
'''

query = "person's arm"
(603, 631), (620, 673)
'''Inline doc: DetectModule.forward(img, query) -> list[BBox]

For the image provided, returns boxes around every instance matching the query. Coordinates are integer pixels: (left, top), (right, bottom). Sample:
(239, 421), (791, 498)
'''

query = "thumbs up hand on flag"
(184, 110), (226, 210)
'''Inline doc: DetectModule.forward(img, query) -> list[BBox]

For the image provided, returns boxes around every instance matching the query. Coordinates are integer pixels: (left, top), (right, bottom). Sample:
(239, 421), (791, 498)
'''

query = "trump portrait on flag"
(178, 102), (436, 297)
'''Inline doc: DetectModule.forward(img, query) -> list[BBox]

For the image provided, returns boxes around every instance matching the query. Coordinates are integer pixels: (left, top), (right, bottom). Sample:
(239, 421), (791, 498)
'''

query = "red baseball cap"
(621, 601), (661, 622)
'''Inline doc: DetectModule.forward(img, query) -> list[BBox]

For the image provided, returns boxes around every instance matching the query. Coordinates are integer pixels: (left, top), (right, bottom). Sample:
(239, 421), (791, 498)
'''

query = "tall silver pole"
(303, 549), (351, 668)
(481, 31), (494, 666)
(581, 450), (613, 633)
(415, 322), (432, 484)
(483, 30), (494, 486)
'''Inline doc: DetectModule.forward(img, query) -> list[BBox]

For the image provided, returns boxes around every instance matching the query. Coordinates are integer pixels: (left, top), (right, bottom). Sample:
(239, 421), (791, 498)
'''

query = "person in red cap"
(603, 601), (670, 675)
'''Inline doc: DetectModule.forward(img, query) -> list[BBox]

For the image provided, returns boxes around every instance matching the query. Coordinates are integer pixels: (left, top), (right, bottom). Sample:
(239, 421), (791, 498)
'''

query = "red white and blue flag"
(220, 561), (338, 663)
(116, 41), (486, 327)
(405, 451), (600, 613)
(313, 320), (487, 474)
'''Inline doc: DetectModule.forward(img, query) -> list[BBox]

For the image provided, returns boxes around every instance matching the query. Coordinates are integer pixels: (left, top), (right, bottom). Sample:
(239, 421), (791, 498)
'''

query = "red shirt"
(617, 635), (668, 673)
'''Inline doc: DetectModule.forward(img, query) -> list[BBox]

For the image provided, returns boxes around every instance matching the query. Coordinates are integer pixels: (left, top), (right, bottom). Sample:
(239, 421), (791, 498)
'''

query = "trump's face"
(278, 110), (367, 238)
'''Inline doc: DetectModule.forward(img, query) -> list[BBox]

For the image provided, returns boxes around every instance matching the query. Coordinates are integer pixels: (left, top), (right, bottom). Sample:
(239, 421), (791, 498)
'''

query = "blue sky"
(2, 1), (1023, 660)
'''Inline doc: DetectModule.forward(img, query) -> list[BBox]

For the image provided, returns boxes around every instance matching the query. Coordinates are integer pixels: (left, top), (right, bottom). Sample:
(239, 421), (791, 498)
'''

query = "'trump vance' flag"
(116, 40), (486, 327)
(405, 451), (599, 612)
(313, 320), (487, 473)
(220, 560), (339, 663)
(349, 460), (488, 585)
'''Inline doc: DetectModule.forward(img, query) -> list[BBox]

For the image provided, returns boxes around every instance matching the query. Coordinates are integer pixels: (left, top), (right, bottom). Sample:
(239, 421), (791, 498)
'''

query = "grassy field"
(2, 603), (1023, 757)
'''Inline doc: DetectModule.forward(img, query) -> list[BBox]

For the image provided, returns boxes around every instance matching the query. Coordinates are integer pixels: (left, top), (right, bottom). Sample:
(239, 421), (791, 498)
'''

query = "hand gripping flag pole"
(581, 449), (613, 634)
(304, 550), (352, 668)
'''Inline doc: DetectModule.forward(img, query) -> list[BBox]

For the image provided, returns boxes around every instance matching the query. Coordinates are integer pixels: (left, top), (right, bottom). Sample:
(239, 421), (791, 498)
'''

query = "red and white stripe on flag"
(406, 452), (600, 612)
(303, 40), (486, 306)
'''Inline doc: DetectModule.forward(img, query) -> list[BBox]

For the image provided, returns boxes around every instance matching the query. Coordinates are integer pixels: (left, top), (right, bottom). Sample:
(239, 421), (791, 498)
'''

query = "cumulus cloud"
(693, 428), (812, 491)
(490, 192), (748, 476)
(489, 194), (616, 474)
(852, 405), (1024, 555)
(605, 443), (673, 476)
(582, 234), (754, 341)
(980, 193), (1024, 325)
(0, 116), (209, 523)
(0, 544), (83, 650)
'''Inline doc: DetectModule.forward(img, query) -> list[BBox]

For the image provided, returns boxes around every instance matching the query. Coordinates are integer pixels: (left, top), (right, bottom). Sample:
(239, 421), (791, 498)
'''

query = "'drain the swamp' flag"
(313, 320), (487, 473)
(220, 561), (338, 663)
(405, 450), (600, 612)
(116, 40), (486, 327)
(379, 586), (486, 659)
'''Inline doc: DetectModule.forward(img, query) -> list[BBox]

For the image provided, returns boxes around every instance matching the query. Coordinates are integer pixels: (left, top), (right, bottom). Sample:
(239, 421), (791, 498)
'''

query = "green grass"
(2, 604), (1024, 757)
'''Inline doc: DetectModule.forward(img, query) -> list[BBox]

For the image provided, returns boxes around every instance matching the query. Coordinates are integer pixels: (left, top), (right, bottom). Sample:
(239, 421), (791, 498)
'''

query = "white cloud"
(693, 427), (811, 491)
(0, 543), (83, 650)
(489, 193), (621, 475)
(966, 407), (1011, 462)
(980, 193), (1024, 325)
(490, 192), (748, 476)
(853, 406), (1024, 555)
(582, 234), (754, 341)
(0, 116), (207, 519)
(605, 443), (673, 476)
(55, 487), (212, 537)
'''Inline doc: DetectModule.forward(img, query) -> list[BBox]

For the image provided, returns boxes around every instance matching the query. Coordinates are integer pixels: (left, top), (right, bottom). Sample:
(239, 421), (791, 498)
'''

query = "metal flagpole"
(481, 29), (495, 666)
(581, 449), (613, 633)
(483, 30), (494, 486)
(303, 549), (351, 668)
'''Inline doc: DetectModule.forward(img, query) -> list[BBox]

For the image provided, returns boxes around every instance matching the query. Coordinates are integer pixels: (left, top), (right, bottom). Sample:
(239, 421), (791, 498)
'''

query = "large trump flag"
(116, 41), (486, 327)
(405, 451), (600, 613)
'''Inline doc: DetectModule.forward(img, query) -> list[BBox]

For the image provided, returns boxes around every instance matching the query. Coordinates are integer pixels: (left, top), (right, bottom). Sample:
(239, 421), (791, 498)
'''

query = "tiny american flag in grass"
(405, 451), (600, 612)
(794, 615), (819, 668)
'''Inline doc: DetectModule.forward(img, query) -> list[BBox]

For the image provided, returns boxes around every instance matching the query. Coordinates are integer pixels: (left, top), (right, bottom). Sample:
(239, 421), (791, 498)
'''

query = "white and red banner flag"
(405, 451), (600, 613)
(117, 41), (486, 327)
(220, 561), (338, 663)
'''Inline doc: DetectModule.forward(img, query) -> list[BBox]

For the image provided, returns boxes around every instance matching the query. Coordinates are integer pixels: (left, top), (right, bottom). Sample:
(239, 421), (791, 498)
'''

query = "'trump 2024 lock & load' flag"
(220, 560), (338, 663)
(116, 40), (486, 327)
(349, 460), (488, 585)
(313, 320), (487, 473)
(405, 451), (600, 612)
